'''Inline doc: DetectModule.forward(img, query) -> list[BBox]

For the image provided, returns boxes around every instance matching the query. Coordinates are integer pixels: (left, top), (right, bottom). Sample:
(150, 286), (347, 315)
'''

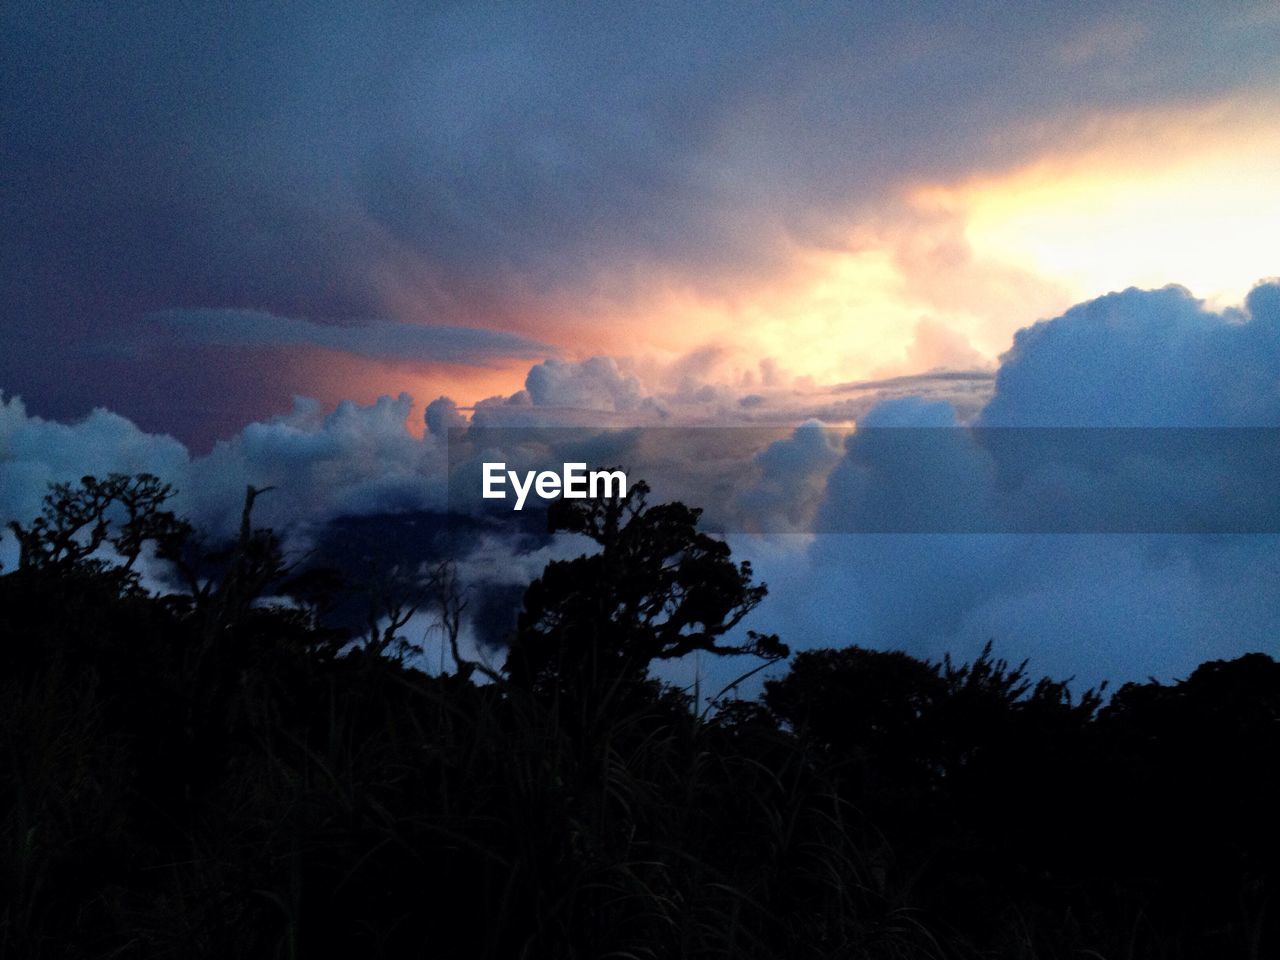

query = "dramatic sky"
(5, 1), (1280, 443)
(3, 2), (1280, 689)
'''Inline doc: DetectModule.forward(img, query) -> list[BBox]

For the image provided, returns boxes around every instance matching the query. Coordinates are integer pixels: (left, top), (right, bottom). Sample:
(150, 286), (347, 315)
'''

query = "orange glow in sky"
(568, 96), (1280, 393)
(352, 96), (1280, 414)
(923, 99), (1280, 312)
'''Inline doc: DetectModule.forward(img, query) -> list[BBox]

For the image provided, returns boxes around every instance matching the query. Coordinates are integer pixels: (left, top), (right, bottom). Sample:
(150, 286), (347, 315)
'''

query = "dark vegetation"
(2, 474), (1278, 959)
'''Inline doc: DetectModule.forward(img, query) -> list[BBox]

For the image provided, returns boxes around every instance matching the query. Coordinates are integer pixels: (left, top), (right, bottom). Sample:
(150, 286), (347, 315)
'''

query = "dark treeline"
(2, 475), (1277, 959)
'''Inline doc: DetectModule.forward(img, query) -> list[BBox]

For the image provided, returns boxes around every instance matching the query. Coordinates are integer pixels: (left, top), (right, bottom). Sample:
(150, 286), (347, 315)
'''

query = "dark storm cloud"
(3, 1), (1279, 433)
(332, 1), (1280, 287)
(141, 309), (552, 365)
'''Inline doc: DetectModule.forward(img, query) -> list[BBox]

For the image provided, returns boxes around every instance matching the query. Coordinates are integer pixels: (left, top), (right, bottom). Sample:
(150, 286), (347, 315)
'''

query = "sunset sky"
(4, 2), (1280, 688)
(4, 2), (1279, 445)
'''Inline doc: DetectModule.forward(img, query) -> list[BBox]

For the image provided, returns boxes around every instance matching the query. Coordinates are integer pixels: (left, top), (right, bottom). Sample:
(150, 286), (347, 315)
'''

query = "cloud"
(142, 309), (552, 366)
(980, 282), (1280, 426)
(468, 357), (672, 428)
(524, 357), (646, 412)
(4, 281), (1280, 689)
(823, 371), (995, 423)
(0, 391), (452, 555)
(425, 396), (468, 436)
(745, 529), (1280, 693)
(0, 392), (190, 529)
(873, 317), (992, 378)
(741, 281), (1280, 689)
(189, 394), (451, 536)
(5, 2), (1279, 435)
(734, 419), (844, 533)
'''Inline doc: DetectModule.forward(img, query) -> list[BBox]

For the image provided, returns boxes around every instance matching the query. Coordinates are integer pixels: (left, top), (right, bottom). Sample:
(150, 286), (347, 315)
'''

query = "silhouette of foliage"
(506, 479), (787, 700)
(1, 474), (1277, 959)
(6, 473), (189, 581)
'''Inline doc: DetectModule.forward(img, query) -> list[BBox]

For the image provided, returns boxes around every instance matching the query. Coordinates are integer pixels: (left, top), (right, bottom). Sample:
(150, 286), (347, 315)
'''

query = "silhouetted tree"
(5, 473), (188, 583)
(505, 480), (787, 701)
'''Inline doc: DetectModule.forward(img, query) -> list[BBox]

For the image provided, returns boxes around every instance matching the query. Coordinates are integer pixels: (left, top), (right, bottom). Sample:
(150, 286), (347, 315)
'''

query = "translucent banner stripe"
(446, 427), (1280, 535)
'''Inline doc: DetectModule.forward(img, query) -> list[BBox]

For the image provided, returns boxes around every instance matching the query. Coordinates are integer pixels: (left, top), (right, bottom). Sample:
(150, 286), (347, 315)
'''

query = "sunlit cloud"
(543, 95), (1280, 392)
(911, 97), (1280, 310)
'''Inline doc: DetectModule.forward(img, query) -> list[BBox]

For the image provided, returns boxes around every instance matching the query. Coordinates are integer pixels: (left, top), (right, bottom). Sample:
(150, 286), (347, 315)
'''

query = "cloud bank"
(3, 282), (1279, 688)
(745, 282), (1280, 689)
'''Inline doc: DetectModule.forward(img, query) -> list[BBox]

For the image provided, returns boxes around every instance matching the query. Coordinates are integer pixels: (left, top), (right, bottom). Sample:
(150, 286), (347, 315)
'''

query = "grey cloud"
(744, 281), (1280, 688)
(0, 393), (190, 534)
(524, 357), (646, 412)
(980, 283), (1280, 426)
(734, 420), (844, 533)
(5, 2), (1279, 436)
(748, 529), (1280, 694)
(0, 391), (452, 555)
(144, 309), (553, 366)
(425, 396), (468, 437)
(468, 357), (672, 428)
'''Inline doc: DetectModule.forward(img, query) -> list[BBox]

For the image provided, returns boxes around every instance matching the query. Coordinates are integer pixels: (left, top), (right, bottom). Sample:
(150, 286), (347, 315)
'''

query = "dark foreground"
(2, 476), (1277, 959)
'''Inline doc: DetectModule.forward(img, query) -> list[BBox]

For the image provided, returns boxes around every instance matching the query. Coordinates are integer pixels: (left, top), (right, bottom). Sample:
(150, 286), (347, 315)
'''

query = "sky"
(3, 2), (1280, 690)
(5, 1), (1280, 442)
